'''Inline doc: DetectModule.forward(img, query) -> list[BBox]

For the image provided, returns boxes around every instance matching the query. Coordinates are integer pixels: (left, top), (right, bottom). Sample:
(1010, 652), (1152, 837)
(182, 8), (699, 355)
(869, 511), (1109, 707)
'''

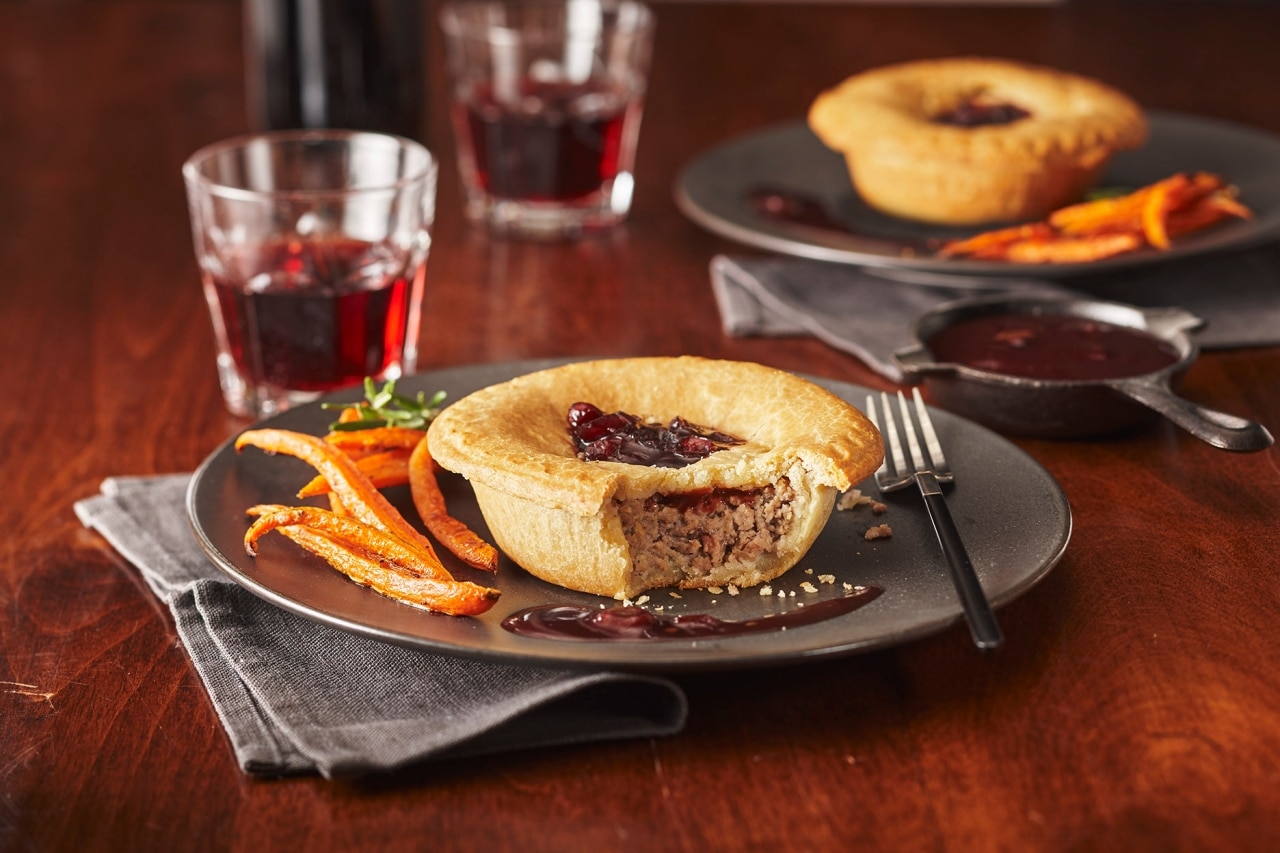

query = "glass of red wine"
(440, 0), (655, 239)
(182, 131), (437, 418)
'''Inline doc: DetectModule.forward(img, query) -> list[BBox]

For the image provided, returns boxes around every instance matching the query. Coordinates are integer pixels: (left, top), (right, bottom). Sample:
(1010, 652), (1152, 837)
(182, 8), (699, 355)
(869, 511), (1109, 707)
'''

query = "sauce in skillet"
(926, 313), (1181, 381)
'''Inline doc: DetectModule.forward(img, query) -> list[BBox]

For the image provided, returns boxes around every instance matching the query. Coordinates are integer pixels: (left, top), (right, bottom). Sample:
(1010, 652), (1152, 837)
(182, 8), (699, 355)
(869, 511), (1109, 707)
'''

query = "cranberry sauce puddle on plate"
(502, 586), (884, 642)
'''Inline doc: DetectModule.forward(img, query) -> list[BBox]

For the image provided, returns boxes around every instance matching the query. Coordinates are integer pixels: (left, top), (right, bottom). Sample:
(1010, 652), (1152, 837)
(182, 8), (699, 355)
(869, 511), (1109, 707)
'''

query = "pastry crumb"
(818, 574), (836, 585)
(727, 584), (740, 596)
(759, 585), (773, 596)
(800, 581), (818, 594)
(706, 586), (724, 595)
(865, 523), (893, 541)
(635, 595), (650, 606)
(838, 488), (887, 514)
(837, 489), (872, 511)
(669, 591), (682, 599)
(843, 582), (854, 591)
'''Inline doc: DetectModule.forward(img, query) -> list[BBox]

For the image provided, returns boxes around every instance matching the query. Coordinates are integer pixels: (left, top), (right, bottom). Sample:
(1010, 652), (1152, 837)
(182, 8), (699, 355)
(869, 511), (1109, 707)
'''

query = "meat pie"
(426, 357), (883, 599)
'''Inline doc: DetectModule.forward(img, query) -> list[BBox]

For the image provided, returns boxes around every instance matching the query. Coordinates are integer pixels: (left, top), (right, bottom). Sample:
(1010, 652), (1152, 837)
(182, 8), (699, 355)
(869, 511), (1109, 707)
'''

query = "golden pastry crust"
(808, 57), (1148, 225)
(427, 357), (883, 599)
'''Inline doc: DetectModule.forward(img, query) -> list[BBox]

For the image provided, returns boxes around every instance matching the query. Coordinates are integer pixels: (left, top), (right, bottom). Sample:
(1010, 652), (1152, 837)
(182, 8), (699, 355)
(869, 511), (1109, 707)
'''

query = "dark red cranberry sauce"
(567, 402), (745, 468)
(746, 187), (853, 234)
(933, 97), (1031, 127)
(501, 586), (884, 642)
(926, 313), (1181, 381)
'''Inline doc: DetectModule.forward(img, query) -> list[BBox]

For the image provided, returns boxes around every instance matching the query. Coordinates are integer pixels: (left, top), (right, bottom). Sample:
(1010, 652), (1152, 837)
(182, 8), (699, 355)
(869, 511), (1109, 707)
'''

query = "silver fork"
(866, 388), (1004, 651)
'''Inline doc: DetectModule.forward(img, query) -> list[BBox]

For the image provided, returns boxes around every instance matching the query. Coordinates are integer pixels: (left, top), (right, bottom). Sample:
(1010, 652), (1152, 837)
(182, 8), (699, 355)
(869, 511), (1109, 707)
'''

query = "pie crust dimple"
(426, 357), (884, 599)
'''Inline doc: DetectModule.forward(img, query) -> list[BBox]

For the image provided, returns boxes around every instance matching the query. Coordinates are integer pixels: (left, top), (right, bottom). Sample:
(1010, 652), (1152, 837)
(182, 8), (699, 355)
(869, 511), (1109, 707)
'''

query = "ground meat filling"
(618, 478), (798, 590)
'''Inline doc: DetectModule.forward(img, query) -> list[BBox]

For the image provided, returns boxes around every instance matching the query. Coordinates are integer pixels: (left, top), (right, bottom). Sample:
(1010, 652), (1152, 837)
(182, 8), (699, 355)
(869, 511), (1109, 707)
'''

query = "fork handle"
(917, 476), (1005, 651)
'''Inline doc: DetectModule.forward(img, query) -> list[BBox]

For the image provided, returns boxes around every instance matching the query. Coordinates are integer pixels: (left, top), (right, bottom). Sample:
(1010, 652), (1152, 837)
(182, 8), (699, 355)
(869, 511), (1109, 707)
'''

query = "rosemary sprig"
(322, 378), (447, 432)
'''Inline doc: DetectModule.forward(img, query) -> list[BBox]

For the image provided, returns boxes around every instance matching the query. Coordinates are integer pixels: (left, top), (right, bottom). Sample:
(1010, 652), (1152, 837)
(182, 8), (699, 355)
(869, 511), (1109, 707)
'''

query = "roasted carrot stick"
(1002, 232), (1142, 264)
(235, 428), (443, 564)
(1141, 180), (1176, 250)
(408, 437), (499, 572)
(297, 448), (413, 497)
(246, 505), (499, 616)
(1206, 192), (1253, 220)
(324, 426), (426, 453)
(937, 222), (1053, 258)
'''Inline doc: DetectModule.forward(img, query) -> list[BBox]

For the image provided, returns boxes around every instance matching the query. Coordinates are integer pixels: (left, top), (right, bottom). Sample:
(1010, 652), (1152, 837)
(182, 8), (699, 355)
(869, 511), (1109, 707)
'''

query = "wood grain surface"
(3, 1), (1279, 850)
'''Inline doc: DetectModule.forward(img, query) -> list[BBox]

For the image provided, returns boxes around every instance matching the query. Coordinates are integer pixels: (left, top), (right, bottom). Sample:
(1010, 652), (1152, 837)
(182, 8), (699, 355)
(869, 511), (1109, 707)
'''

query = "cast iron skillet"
(893, 295), (1274, 452)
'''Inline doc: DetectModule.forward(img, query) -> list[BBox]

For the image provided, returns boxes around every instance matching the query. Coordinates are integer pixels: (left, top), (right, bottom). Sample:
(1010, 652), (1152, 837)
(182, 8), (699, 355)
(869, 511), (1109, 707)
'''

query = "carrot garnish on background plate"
(940, 172), (1252, 263)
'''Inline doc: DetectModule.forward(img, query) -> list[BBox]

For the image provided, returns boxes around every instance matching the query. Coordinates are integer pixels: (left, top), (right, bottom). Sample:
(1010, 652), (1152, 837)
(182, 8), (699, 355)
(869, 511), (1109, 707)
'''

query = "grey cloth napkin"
(712, 243), (1280, 381)
(74, 475), (687, 778)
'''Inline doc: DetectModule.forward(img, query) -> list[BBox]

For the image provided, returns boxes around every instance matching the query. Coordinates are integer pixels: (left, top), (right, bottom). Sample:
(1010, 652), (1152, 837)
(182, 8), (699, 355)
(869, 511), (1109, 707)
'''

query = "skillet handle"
(1109, 377), (1274, 452)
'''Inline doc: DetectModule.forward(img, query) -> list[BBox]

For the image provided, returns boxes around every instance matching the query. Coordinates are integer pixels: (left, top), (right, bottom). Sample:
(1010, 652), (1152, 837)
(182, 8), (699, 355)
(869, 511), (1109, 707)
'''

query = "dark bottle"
(243, 0), (425, 140)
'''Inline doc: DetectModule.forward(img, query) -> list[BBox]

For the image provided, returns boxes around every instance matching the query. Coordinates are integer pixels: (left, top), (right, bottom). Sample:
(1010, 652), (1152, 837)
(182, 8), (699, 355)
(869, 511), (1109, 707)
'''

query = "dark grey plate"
(675, 111), (1280, 280)
(187, 360), (1071, 671)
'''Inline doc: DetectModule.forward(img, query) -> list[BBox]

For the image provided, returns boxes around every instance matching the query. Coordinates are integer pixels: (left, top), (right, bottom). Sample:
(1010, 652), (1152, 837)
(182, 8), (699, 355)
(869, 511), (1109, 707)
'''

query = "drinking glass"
(440, 0), (655, 239)
(183, 130), (437, 418)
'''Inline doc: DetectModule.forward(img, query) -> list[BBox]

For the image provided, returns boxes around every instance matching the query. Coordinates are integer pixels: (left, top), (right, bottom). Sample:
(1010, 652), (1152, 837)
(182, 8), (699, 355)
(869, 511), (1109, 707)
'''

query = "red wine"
(459, 79), (631, 201)
(205, 237), (421, 392)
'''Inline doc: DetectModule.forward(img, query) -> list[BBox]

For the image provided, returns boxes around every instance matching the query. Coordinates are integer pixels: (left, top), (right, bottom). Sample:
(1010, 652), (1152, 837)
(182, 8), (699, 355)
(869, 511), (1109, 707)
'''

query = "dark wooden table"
(5, 1), (1280, 850)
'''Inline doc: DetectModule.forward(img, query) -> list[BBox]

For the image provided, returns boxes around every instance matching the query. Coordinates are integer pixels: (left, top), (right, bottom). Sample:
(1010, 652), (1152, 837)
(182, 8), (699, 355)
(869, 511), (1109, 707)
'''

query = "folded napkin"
(75, 475), (686, 778)
(713, 242), (1280, 381)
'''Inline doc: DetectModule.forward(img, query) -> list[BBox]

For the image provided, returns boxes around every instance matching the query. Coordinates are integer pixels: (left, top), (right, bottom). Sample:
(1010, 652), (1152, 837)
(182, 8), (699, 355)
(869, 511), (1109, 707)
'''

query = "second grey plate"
(675, 111), (1280, 280)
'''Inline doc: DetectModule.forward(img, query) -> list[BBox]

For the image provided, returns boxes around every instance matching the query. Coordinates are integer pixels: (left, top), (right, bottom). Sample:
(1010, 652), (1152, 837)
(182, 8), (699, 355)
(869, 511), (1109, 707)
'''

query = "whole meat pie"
(808, 57), (1148, 226)
(427, 357), (884, 599)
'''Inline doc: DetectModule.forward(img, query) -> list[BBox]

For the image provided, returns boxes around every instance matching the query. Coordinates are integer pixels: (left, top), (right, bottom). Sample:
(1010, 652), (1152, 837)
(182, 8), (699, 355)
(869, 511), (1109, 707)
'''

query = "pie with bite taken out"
(808, 57), (1148, 226)
(426, 357), (884, 599)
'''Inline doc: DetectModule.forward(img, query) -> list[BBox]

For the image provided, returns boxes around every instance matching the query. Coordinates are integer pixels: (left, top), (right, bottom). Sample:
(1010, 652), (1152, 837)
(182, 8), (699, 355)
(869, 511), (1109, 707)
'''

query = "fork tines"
(867, 388), (952, 490)
(898, 387), (952, 482)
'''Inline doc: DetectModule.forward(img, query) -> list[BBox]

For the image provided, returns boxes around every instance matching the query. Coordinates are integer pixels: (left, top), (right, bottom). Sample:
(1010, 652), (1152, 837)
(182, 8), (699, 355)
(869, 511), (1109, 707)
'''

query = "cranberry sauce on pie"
(567, 402), (745, 468)
(933, 96), (1031, 127)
